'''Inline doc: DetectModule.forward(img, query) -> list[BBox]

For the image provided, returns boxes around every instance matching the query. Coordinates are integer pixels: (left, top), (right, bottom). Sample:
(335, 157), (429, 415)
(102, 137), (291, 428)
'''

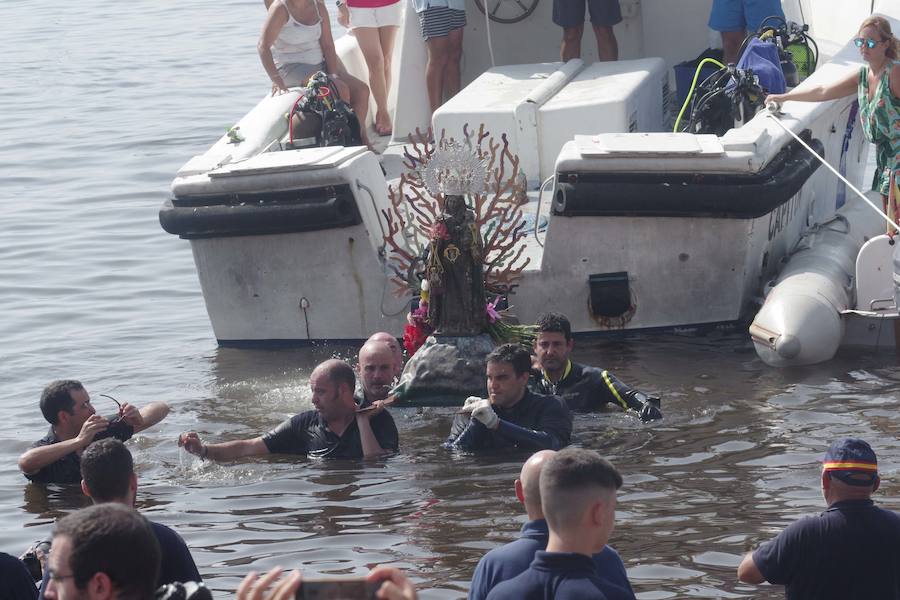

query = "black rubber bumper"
(159, 184), (361, 239)
(553, 131), (823, 219)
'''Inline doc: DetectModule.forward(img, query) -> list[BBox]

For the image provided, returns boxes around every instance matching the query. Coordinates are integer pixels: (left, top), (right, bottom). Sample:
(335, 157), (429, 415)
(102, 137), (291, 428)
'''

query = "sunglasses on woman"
(854, 37), (882, 49)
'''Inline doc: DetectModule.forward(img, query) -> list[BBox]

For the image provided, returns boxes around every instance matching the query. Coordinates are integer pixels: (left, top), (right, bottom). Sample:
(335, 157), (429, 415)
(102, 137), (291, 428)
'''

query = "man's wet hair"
(540, 448), (622, 532)
(486, 344), (533, 376)
(81, 439), (133, 503)
(320, 359), (356, 392)
(53, 504), (160, 599)
(40, 380), (84, 425)
(535, 312), (572, 341)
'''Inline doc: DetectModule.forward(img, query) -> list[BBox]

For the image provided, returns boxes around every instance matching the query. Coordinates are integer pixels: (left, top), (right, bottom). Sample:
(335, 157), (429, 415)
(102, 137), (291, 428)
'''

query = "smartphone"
(296, 577), (377, 600)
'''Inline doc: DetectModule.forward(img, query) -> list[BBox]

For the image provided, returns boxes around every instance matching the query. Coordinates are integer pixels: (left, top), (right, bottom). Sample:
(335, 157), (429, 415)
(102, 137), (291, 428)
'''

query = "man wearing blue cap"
(737, 438), (900, 599)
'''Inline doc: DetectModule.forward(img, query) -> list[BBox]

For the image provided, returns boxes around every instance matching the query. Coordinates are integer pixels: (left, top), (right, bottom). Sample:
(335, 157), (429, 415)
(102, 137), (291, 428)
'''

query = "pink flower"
(429, 222), (449, 240)
(485, 297), (502, 323)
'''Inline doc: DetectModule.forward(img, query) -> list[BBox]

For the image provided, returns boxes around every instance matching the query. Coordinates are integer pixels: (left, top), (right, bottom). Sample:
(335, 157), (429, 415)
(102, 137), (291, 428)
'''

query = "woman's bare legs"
(379, 25), (398, 131)
(355, 26), (396, 135)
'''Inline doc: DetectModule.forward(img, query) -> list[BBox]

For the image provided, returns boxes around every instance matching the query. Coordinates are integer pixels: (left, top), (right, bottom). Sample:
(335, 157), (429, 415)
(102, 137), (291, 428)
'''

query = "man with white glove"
(461, 397), (500, 430)
(447, 345), (572, 452)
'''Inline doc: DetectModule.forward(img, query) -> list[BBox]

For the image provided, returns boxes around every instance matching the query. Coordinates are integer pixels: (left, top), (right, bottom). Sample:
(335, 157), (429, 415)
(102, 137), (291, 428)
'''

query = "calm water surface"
(2, 1), (899, 598)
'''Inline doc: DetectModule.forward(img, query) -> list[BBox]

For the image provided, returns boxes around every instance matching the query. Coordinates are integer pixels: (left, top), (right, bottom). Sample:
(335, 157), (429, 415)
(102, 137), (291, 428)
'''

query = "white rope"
(765, 109), (900, 233)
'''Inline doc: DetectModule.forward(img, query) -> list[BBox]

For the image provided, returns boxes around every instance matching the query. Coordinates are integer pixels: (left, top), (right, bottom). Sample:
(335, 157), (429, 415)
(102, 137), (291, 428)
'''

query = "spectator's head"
(45, 504), (160, 600)
(515, 450), (556, 519)
(309, 359), (357, 421)
(358, 341), (395, 401)
(540, 448), (622, 553)
(41, 380), (95, 428)
(367, 332), (403, 377)
(859, 16), (900, 60)
(533, 313), (575, 375)
(821, 438), (881, 504)
(485, 344), (532, 408)
(80, 439), (137, 506)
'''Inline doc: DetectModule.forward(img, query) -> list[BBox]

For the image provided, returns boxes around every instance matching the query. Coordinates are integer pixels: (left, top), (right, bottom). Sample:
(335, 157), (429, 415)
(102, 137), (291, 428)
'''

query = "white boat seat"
(432, 57), (667, 186)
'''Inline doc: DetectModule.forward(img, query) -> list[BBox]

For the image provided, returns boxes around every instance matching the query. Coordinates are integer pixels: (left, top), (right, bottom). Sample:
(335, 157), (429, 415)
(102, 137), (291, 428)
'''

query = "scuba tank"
(780, 49), (800, 88)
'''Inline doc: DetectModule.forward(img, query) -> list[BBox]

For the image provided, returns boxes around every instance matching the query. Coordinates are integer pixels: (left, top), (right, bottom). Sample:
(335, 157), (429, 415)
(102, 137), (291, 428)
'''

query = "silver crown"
(422, 140), (488, 196)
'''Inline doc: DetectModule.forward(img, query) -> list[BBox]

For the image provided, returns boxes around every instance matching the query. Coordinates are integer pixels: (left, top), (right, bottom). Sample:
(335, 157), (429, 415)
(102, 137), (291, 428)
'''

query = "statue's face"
(445, 195), (465, 214)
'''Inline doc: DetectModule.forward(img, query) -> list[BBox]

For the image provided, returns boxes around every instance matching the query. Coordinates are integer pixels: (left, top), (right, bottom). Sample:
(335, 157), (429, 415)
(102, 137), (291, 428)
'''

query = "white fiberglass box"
(432, 63), (564, 185)
(537, 58), (667, 179)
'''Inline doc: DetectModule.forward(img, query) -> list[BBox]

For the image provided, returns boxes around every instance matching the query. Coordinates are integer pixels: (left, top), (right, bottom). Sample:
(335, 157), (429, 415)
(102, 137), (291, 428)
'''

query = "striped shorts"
(417, 6), (466, 40)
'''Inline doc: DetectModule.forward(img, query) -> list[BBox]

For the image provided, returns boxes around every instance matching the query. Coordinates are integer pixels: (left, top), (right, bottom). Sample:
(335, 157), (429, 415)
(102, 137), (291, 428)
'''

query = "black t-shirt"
(530, 362), (639, 413)
(261, 398), (399, 458)
(26, 417), (134, 484)
(753, 499), (900, 599)
(0, 552), (37, 600)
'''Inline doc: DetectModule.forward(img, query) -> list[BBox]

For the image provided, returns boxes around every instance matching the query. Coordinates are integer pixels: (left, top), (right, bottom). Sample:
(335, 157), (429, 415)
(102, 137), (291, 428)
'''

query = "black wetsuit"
(530, 361), (661, 421)
(446, 390), (572, 452)
(262, 395), (399, 458)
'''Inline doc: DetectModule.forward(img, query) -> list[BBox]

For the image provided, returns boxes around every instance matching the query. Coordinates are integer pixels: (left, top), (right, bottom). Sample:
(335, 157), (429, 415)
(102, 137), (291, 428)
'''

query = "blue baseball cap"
(822, 438), (879, 487)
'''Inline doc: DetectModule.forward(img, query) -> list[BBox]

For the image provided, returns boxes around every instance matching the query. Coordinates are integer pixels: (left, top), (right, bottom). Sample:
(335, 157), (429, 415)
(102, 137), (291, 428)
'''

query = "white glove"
(472, 402), (499, 430)
(461, 396), (486, 413)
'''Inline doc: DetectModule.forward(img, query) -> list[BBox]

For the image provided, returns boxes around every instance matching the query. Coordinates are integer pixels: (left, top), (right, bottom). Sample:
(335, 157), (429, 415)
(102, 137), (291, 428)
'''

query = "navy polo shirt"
(151, 521), (202, 585)
(26, 417), (134, 484)
(486, 551), (610, 600)
(261, 396), (398, 458)
(470, 519), (634, 600)
(752, 498), (900, 599)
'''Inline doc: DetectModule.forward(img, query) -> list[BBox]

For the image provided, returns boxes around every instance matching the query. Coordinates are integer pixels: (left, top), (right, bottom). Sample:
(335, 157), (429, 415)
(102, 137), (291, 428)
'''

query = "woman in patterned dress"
(766, 16), (900, 231)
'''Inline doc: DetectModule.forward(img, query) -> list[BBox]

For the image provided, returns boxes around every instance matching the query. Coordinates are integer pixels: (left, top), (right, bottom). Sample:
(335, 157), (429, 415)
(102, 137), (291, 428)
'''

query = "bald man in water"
(179, 349), (398, 460)
(367, 332), (404, 377)
(470, 450), (633, 600)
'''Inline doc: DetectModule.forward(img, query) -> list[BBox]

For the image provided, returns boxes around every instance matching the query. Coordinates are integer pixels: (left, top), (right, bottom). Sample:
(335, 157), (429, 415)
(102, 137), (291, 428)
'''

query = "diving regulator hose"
(672, 57), (727, 133)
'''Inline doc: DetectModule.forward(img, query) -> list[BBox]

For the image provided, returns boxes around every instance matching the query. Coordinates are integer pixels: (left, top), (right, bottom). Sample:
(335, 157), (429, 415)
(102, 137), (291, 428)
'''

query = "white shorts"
(349, 2), (402, 29)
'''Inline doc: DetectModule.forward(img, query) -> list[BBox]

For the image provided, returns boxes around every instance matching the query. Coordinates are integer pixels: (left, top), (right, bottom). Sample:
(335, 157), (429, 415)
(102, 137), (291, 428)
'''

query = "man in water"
(179, 345), (398, 460)
(43, 504), (160, 600)
(81, 439), (201, 587)
(469, 450), (634, 600)
(367, 331), (404, 377)
(486, 448), (623, 599)
(18, 380), (170, 484)
(529, 313), (662, 422)
(446, 344), (571, 452)
(33, 438), (203, 598)
(737, 438), (900, 598)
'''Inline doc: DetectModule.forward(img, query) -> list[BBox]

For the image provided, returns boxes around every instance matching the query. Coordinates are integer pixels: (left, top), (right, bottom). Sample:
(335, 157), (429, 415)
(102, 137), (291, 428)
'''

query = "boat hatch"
(588, 272), (632, 317)
(574, 133), (724, 157)
(209, 146), (366, 178)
